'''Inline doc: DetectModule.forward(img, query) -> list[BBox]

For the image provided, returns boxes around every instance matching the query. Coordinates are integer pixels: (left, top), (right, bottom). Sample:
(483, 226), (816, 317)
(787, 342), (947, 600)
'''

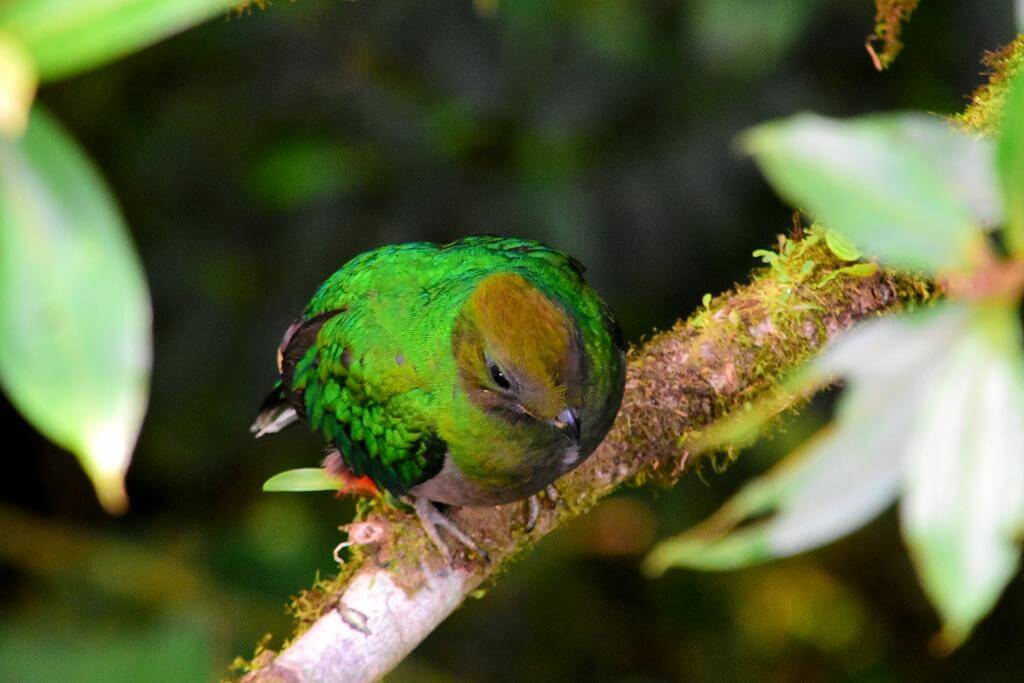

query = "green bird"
(252, 236), (626, 559)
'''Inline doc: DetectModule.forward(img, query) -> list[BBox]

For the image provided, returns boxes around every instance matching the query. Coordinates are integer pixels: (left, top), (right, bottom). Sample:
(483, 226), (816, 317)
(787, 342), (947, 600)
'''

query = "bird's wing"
(282, 307), (446, 497)
(250, 310), (338, 437)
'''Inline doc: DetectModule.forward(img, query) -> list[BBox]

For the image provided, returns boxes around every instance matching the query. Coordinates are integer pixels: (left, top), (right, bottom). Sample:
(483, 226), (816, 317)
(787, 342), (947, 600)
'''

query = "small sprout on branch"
(264, 468), (345, 493)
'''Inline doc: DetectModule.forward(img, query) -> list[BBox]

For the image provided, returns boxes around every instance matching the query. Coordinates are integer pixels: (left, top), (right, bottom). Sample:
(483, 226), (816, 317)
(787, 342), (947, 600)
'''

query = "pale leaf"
(901, 304), (1024, 646)
(0, 108), (151, 513)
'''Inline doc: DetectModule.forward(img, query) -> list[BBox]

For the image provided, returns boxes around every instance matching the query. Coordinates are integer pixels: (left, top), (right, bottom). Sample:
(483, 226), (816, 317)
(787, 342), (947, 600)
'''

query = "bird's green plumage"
(265, 236), (625, 506)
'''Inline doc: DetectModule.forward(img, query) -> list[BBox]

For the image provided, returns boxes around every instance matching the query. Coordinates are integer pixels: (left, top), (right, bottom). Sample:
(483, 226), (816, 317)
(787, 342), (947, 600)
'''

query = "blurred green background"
(2, 1), (1023, 680)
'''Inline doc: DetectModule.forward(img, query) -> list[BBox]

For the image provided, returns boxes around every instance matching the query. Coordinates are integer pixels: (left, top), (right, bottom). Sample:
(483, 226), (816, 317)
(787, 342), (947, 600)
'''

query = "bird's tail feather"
(251, 386), (299, 437)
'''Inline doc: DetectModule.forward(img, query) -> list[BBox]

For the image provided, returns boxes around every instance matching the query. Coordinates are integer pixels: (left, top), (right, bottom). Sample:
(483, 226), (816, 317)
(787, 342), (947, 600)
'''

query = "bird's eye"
(488, 361), (511, 390)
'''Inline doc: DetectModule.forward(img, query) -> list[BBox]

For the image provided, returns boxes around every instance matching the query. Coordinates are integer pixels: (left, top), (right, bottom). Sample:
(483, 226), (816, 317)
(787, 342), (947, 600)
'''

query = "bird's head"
(453, 272), (582, 443)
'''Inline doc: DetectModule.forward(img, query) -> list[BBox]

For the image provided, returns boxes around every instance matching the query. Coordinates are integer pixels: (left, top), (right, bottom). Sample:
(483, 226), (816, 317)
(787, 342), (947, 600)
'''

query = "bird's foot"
(523, 485), (560, 533)
(411, 496), (489, 564)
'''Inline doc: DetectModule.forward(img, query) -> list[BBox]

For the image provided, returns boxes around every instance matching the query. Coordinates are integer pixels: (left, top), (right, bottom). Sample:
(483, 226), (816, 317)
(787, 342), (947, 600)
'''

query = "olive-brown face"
(453, 272), (583, 443)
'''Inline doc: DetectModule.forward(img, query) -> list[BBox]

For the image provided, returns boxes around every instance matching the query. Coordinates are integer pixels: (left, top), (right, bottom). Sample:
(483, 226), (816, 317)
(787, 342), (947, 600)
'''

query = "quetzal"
(252, 236), (626, 559)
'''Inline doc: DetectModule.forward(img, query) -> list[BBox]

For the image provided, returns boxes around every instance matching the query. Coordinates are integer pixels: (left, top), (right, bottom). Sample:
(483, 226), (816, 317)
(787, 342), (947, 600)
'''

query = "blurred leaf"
(744, 113), (997, 273)
(647, 313), (948, 574)
(901, 304), (1024, 646)
(812, 304), (970, 383)
(515, 127), (588, 186)
(645, 411), (903, 572)
(263, 468), (343, 493)
(734, 563), (871, 656)
(652, 300), (1024, 646)
(0, 30), (36, 136)
(0, 0), (234, 81)
(0, 107), (151, 512)
(574, 0), (652, 66)
(690, 0), (821, 77)
(0, 612), (213, 682)
(646, 305), (971, 574)
(245, 137), (372, 210)
(997, 70), (1024, 256)
(423, 99), (487, 159)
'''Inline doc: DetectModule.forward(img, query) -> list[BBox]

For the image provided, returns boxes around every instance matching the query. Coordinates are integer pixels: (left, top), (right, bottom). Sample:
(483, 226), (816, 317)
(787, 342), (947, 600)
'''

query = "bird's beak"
(551, 408), (581, 443)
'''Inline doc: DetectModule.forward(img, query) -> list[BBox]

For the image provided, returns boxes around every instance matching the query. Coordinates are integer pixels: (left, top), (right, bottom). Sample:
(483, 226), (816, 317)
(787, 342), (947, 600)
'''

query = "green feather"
(276, 236), (624, 498)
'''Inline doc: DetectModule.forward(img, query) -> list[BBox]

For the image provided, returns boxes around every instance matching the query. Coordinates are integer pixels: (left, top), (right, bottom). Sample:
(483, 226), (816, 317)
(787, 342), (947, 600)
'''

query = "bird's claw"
(412, 496), (490, 563)
(523, 485), (560, 533)
(524, 495), (540, 533)
(545, 484), (559, 502)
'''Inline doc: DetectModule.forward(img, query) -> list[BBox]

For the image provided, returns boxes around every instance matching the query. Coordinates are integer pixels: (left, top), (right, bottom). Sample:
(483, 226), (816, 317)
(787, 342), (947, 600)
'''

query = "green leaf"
(263, 468), (344, 493)
(823, 228), (861, 262)
(744, 113), (996, 273)
(645, 305), (971, 575)
(644, 416), (904, 573)
(997, 70), (1024, 255)
(0, 107), (151, 513)
(815, 261), (877, 288)
(0, 0), (235, 81)
(901, 304), (1024, 647)
(0, 30), (36, 136)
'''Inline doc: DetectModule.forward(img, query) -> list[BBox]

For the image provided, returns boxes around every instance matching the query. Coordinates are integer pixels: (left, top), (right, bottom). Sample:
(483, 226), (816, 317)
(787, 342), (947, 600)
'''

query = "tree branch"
(239, 235), (928, 682)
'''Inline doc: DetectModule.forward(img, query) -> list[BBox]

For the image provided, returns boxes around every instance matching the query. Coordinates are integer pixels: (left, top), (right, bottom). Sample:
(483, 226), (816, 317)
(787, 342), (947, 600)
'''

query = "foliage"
(0, 0), (234, 82)
(648, 72), (1024, 647)
(742, 114), (999, 272)
(0, 1), (233, 511)
(0, 109), (150, 512)
(263, 468), (345, 493)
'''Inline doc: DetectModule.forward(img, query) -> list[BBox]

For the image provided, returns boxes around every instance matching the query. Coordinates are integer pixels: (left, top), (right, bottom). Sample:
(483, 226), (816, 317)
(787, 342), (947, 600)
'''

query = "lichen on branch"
(236, 231), (929, 682)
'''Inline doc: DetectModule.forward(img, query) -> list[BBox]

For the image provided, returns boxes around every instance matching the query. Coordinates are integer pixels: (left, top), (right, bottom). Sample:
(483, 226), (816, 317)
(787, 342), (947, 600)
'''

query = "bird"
(251, 236), (626, 560)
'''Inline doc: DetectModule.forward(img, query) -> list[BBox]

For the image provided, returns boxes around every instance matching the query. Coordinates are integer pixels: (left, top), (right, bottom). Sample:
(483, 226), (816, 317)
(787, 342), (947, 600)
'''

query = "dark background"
(2, 1), (1022, 680)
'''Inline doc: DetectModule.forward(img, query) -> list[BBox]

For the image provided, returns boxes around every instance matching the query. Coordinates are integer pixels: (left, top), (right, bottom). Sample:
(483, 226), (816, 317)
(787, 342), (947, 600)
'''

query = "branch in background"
(237, 235), (929, 682)
(866, 0), (920, 71)
(232, 1), (272, 14)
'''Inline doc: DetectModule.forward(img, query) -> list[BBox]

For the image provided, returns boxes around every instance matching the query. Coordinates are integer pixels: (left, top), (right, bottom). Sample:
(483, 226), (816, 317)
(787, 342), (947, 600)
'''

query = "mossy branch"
(957, 35), (1024, 135)
(236, 234), (929, 683)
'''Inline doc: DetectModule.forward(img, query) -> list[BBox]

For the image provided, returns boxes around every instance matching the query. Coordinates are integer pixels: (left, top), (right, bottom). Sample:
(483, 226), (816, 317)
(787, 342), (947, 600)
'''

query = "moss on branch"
(958, 35), (1024, 136)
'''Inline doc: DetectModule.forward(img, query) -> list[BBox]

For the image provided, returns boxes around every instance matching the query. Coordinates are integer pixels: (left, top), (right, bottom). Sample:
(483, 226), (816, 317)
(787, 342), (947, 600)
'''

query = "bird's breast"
(409, 440), (583, 507)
